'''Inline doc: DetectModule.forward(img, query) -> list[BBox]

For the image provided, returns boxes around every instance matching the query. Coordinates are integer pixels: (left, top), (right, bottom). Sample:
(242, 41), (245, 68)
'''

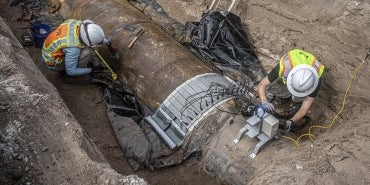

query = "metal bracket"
(233, 113), (278, 158)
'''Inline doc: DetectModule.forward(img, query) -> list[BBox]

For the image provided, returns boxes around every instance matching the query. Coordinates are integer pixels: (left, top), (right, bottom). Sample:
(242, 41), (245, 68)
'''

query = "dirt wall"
(1, 0), (369, 184)
(54, 0), (370, 184)
(0, 15), (146, 185)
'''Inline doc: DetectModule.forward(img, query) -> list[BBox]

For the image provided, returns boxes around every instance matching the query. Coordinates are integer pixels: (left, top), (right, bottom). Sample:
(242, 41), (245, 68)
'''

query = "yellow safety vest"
(42, 19), (84, 67)
(278, 49), (325, 83)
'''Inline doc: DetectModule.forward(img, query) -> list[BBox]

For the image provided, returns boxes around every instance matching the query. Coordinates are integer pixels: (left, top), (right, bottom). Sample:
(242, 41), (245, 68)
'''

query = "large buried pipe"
(61, 0), (259, 184)
(61, 0), (212, 110)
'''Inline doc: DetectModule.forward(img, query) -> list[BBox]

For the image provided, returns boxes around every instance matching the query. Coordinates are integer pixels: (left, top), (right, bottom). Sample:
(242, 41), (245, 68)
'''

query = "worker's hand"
(261, 100), (274, 112)
(282, 120), (293, 133)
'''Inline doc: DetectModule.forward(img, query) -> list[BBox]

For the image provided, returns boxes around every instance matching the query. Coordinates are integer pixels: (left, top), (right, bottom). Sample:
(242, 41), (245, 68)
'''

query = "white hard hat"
(287, 64), (319, 97)
(82, 19), (94, 24)
(80, 21), (105, 47)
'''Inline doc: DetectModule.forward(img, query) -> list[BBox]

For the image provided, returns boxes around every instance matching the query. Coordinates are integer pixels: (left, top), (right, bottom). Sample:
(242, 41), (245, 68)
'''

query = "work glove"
(104, 39), (119, 59)
(254, 104), (266, 118)
(282, 120), (293, 133)
(261, 100), (274, 112)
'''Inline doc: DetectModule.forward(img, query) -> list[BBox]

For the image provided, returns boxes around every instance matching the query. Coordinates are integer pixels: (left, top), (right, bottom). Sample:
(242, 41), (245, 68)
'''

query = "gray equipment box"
(262, 114), (279, 138)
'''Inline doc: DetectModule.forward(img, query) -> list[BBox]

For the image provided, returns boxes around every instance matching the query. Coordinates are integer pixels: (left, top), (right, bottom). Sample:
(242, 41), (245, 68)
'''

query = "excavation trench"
(55, 1), (268, 184)
(2, 0), (250, 184)
(2, 0), (370, 185)
(57, 0), (261, 184)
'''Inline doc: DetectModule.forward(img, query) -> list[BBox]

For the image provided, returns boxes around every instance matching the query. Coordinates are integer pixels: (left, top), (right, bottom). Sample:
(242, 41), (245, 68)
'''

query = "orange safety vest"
(42, 19), (84, 67)
(278, 49), (325, 83)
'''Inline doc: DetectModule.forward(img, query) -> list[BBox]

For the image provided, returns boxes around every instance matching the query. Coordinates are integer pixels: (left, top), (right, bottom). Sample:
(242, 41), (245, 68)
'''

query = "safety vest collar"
(278, 49), (324, 83)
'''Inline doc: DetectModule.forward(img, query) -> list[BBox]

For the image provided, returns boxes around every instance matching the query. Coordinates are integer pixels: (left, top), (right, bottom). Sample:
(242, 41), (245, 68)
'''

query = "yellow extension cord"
(281, 59), (367, 149)
(94, 49), (118, 81)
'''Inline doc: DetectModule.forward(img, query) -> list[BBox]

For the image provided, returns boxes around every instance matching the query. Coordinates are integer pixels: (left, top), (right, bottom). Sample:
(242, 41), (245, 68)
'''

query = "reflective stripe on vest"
(42, 19), (84, 66)
(278, 49), (324, 83)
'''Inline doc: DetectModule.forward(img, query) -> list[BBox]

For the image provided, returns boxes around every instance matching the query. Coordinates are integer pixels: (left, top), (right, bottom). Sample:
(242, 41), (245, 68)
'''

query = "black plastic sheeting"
(90, 8), (267, 172)
(103, 87), (143, 119)
(93, 76), (200, 171)
(185, 10), (264, 83)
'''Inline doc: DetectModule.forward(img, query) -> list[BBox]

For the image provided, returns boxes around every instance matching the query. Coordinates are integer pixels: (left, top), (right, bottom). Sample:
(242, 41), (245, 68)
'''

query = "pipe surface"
(60, 1), (257, 184)
(61, 0), (212, 110)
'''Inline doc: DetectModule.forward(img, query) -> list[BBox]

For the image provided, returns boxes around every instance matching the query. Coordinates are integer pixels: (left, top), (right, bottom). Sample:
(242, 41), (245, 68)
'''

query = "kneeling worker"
(41, 19), (115, 76)
(257, 49), (325, 132)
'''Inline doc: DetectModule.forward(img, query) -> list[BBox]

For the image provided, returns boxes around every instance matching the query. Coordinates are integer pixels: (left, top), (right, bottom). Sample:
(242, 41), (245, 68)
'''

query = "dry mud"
(1, 0), (370, 185)
(157, 0), (370, 184)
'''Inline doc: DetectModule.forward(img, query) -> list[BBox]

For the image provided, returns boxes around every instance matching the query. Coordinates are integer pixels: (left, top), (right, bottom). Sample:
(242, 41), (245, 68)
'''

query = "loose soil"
(1, 0), (370, 185)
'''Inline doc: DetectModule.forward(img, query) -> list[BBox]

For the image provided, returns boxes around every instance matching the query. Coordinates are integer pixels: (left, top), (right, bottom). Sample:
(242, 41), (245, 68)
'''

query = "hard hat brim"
(287, 64), (319, 97)
(80, 24), (90, 47)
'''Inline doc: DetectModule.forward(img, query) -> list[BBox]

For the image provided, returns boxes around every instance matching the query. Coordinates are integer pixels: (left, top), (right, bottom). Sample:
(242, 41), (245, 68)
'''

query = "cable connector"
(186, 115), (194, 121)
(199, 103), (203, 111)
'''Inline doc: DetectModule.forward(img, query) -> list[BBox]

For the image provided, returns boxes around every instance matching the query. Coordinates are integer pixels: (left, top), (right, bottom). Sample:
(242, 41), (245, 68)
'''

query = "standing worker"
(257, 49), (325, 132)
(41, 19), (117, 76)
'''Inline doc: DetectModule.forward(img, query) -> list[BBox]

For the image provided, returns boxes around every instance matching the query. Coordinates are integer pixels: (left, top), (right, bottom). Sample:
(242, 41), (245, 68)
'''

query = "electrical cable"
(179, 85), (221, 113)
(179, 82), (251, 121)
(281, 56), (368, 149)
(213, 97), (243, 115)
(180, 83), (227, 120)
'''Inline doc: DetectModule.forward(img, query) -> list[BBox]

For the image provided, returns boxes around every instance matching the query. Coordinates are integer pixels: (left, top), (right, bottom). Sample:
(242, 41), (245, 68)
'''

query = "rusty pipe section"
(59, 1), (255, 184)
(61, 0), (212, 110)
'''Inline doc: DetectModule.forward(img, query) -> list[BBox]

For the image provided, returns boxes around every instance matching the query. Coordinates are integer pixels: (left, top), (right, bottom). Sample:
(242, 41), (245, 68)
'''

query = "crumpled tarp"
(94, 76), (199, 171)
(107, 111), (150, 171)
(185, 10), (264, 83)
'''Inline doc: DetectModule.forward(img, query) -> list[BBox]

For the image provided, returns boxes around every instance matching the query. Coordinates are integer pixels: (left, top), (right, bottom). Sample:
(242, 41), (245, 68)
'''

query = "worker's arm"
(257, 76), (271, 102)
(63, 47), (92, 76)
(290, 96), (314, 123)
